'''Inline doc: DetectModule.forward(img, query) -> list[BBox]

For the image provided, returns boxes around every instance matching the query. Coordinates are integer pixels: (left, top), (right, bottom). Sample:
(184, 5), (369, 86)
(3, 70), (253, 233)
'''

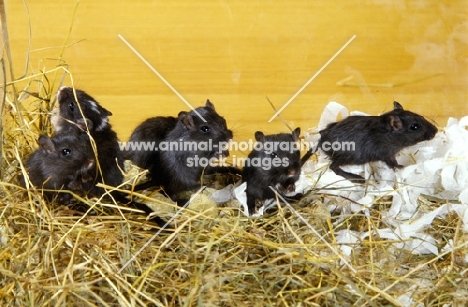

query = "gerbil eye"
(410, 123), (420, 131)
(270, 152), (278, 158)
(200, 126), (211, 133)
(69, 102), (74, 112)
(62, 148), (72, 156)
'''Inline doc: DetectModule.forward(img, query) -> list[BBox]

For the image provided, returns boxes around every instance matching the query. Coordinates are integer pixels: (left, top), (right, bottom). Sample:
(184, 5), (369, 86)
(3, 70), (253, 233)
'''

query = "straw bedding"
(0, 17), (467, 304)
(1, 72), (467, 307)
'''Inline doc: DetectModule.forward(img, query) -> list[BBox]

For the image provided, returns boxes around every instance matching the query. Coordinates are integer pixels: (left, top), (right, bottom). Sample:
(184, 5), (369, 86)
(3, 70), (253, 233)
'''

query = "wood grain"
(6, 0), (468, 153)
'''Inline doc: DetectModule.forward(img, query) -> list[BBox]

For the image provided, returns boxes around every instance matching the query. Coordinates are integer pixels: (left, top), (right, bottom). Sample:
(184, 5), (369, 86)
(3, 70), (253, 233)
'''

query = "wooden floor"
(6, 0), (468, 152)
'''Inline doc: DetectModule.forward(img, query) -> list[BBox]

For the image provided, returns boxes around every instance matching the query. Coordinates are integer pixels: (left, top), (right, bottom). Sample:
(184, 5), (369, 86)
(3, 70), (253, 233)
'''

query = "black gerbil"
(25, 129), (95, 203)
(301, 101), (438, 181)
(52, 87), (167, 227)
(127, 100), (237, 201)
(242, 128), (301, 215)
(53, 86), (124, 194)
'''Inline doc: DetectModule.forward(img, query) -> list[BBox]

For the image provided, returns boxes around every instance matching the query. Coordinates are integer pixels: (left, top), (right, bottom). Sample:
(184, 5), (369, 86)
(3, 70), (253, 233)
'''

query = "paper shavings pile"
(216, 101), (468, 258)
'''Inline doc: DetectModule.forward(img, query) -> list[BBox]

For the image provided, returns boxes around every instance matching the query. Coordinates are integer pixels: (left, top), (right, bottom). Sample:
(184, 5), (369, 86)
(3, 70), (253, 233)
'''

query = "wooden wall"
(5, 0), (468, 146)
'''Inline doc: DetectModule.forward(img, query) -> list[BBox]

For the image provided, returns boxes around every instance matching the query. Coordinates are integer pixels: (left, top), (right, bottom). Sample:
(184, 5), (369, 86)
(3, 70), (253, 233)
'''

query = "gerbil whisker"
(228, 119), (242, 131)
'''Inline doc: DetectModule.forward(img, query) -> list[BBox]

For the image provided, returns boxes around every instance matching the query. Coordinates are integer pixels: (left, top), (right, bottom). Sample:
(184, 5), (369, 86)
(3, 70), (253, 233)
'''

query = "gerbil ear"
(254, 131), (265, 142)
(103, 108), (113, 116)
(205, 99), (215, 110)
(178, 111), (197, 131)
(393, 101), (404, 110)
(98, 104), (113, 117)
(291, 127), (301, 141)
(76, 118), (94, 131)
(87, 99), (112, 116)
(38, 135), (56, 154)
(387, 115), (403, 132)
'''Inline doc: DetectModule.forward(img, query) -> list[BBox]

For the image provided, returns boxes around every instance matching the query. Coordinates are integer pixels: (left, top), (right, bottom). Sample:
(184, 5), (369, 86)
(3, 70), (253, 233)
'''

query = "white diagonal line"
(268, 34), (356, 122)
(268, 186), (357, 273)
(118, 34), (206, 122)
(117, 186), (206, 274)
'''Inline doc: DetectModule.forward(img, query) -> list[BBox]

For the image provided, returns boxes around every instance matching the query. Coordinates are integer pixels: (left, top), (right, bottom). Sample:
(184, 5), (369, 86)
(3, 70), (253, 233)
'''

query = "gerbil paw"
(286, 184), (296, 193)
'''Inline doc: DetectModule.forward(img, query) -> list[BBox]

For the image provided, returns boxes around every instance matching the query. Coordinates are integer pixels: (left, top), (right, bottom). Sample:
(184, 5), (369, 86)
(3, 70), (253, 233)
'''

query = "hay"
(1, 178), (467, 306)
(1, 76), (467, 307)
(1, 13), (467, 307)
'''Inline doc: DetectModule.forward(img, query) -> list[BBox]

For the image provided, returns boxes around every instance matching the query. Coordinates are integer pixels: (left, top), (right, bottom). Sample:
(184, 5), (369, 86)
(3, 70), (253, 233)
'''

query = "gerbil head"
(383, 101), (438, 146)
(173, 100), (233, 157)
(251, 128), (301, 176)
(255, 128), (300, 143)
(38, 132), (94, 171)
(27, 132), (95, 190)
(54, 86), (112, 133)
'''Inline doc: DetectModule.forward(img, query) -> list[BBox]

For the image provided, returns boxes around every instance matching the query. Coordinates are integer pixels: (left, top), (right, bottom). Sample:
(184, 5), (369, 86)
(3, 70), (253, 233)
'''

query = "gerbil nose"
(424, 125), (438, 140)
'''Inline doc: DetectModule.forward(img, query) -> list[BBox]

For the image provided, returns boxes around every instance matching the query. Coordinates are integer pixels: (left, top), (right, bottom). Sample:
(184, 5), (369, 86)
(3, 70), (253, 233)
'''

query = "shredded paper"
(225, 102), (468, 257)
